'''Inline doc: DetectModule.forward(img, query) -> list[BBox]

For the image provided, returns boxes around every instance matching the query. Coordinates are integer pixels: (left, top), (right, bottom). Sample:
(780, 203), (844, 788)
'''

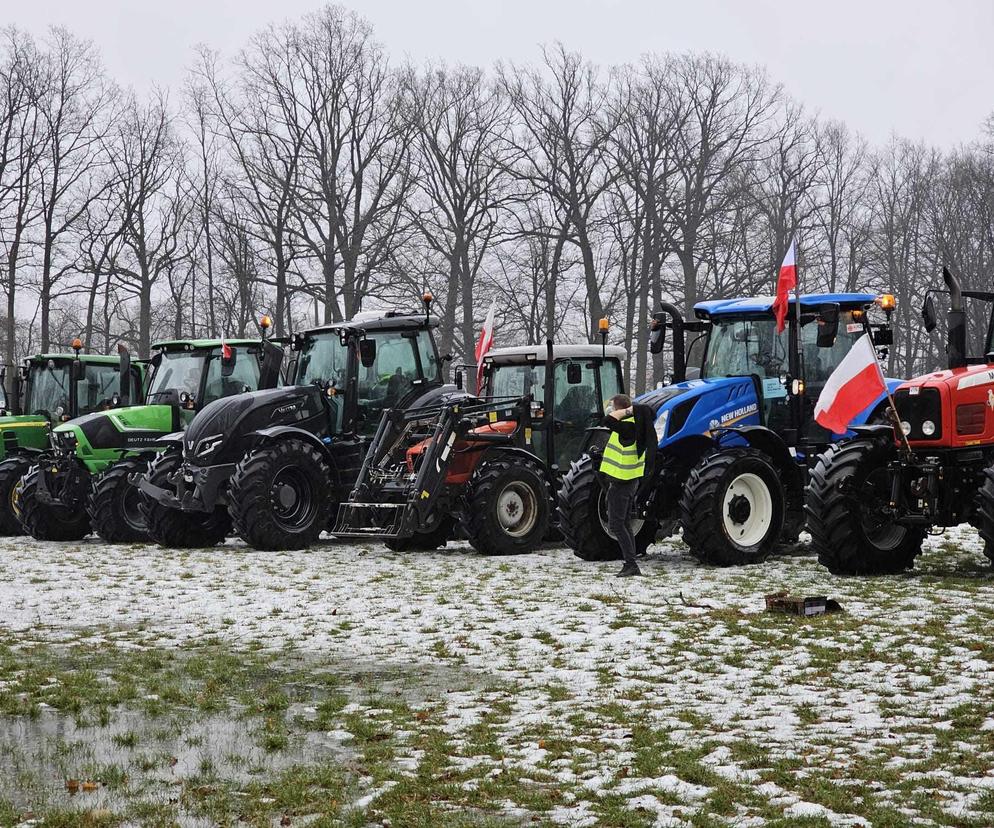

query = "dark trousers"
(605, 477), (640, 565)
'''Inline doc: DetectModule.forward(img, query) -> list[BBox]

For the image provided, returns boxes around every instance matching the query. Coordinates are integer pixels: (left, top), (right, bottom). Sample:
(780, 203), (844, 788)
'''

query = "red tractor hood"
(896, 364), (994, 448)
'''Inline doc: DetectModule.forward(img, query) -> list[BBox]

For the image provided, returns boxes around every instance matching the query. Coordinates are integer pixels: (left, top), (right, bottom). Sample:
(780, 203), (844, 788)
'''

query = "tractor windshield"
(25, 362), (70, 419)
(148, 347), (260, 407)
(356, 328), (438, 433)
(297, 333), (349, 432)
(75, 363), (123, 415)
(490, 364), (544, 402)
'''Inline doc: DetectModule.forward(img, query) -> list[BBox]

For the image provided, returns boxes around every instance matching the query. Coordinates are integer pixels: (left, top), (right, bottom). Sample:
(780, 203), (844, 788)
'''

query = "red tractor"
(805, 267), (994, 574)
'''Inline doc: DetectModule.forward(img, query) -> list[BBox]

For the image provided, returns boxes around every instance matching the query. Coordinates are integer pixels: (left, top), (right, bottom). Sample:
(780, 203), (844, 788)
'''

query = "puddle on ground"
(0, 705), (352, 824)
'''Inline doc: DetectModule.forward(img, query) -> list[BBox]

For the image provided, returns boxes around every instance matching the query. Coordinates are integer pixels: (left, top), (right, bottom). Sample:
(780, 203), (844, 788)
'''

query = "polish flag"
(475, 301), (496, 394)
(221, 335), (232, 360)
(814, 334), (886, 434)
(772, 239), (797, 333)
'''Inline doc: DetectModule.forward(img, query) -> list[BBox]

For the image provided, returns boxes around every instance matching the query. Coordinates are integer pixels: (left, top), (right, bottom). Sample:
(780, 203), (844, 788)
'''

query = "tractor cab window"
(203, 347), (262, 405)
(490, 364), (544, 403)
(26, 362), (70, 419)
(800, 310), (866, 390)
(75, 363), (122, 415)
(704, 318), (789, 382)
(356, 330), (430, 433)
(297, 333), (349, 433)
(553, 360), (606, 469)
(147, 351), (207, 404)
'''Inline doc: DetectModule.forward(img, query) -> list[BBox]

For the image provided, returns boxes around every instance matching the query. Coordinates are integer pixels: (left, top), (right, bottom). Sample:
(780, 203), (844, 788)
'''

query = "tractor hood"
(894, 364), (994, 448)
(635, 376), (762, 448)
(53, 404), (180, 453)
(183, 385), (327, 466)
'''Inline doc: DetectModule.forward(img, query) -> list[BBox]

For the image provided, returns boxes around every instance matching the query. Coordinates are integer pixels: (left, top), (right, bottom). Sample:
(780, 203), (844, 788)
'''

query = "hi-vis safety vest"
(600, 416), (646, 481)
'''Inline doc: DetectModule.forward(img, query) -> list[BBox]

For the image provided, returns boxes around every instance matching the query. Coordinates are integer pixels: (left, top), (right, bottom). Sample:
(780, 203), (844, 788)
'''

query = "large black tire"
(461, 453), (550, 555)
(384, 516), (456, 552)
(17, 464), (92, 541)
(227, 439), (333, 551)
(557, 453), (658, 561)
(977, 468), (994, 567)
(0, 456), (31, 535)
(141, 451), (231, 548)
(805, 437), (925, 575)
(680, 448), (784, 566)
(88, 457), (150, 543)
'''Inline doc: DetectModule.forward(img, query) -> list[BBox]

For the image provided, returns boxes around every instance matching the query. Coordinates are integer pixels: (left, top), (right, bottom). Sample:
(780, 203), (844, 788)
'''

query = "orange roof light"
(260, 314), (273, 330)
(876, 294), (897, 312)
(423, 291), (434, 304)
(598, 318), (609, 333)
(71, 338), (83, 350)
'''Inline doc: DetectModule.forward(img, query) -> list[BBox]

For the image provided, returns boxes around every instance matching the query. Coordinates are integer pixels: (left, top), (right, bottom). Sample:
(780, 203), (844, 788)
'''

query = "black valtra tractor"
(136, 300), (452, 550)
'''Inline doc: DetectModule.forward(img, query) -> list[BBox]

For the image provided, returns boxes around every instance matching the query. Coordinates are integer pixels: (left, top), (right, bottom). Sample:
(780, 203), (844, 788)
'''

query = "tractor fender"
(850, 424), (894, 439)
(477, 445), (554, 486)
(158, 432), (185, 449)
(655, 433), (714, 469)
(721, 425), (802, 490)
(249, 426), (332, 460)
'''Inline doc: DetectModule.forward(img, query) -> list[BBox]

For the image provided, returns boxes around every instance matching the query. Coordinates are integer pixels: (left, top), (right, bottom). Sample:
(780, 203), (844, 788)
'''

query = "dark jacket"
(601, 403), (657, 477)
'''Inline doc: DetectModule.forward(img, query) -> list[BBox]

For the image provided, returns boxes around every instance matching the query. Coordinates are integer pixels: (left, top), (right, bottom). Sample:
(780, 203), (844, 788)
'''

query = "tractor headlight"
(654, 410), (669, 441)
(900, 421), (912, 436)
(921, 420), (936, 437)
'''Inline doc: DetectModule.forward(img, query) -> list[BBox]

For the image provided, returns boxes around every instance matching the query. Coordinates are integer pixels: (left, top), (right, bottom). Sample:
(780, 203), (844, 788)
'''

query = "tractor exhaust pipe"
(649, 303), (687, 384)
(944, 266), (967, 370)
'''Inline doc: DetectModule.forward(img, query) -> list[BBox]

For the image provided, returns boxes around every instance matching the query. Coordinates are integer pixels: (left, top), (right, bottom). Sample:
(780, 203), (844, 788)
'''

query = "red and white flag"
(772, 239), (797, 333)
(475, 301), (496, 394)
(221, 335), (232, 360)
(814, 334), (886, 434)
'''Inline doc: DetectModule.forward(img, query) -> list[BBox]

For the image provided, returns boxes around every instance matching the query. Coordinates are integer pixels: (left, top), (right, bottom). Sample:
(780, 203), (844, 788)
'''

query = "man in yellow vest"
(601, 393), (653, 577)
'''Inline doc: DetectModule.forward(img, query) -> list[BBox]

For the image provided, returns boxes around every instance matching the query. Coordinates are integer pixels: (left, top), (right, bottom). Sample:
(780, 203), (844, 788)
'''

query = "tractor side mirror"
(70, 360), (85, 381)
(649, 317), (666, 354)
(221, 348), (237, 378)
(922, 294), (937, 333)
(566, 363), (582, 384)
(816, 304), (840, 348)
(873, 328), (894, 347)
(359, 338), (377, 368)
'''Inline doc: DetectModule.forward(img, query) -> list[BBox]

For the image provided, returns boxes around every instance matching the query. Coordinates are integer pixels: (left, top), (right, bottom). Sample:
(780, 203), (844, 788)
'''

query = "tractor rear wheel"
(385, 516), (456, 552)
(0, 456), (31, 535)
(977, 468), (994, 566)
(805, 437), (925, 575)
(557, 453), (658, 561)
(680, 448), (784, 566)
(141, 451), (230, 548)
(227, 439), (332, 551)
(17, 464), (92, 541)
(88, 457), (150, 543)
(461, 453), (549, 555)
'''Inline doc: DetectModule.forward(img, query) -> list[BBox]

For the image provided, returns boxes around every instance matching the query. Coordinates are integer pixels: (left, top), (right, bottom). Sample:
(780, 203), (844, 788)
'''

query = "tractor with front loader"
(136, 301), (453, 550)
(333, 340), (627, 555)
(806, 268), (994, 574)
(0, 342), (141, 536)
(558, 293), (900, 566)
(16, 331), (283, 542)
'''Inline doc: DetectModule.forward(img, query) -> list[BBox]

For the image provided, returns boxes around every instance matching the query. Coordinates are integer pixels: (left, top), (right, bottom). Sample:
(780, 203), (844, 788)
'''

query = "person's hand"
(609, 406), (631, 420)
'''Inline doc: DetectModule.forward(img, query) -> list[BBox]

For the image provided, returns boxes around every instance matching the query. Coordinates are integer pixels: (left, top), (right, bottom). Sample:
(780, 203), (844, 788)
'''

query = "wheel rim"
(597, 488), (646, 538)
(721, 472), (773, 547)
(496, 481), (539, 538)
(857, 467), (906, 550)
(269, 466), (317, 531)
(120, 484), (147, 533)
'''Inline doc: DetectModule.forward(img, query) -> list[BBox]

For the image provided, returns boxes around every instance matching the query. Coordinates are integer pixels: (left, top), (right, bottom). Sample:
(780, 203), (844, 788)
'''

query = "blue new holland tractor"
(557, 292), (899, 566)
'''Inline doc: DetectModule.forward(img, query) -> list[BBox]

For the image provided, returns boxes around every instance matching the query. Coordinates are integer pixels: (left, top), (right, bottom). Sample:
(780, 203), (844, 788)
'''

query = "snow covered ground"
(3, 527), (994, 825)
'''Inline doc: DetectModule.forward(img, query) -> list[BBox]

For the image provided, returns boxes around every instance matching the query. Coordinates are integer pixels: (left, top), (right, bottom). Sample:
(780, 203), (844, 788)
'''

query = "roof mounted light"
(876, 294), (897, 312)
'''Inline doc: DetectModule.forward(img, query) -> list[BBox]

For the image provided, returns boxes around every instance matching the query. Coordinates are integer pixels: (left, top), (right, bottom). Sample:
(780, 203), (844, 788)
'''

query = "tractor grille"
(893, 387), (942, 441)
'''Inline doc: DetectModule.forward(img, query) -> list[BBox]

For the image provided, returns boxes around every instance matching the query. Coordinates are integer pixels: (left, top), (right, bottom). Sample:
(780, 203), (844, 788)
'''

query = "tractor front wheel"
(17, 464), (92, 541)
(805, 437), (925, 575)
(557, 453), (658, 561)
(461, 454), (549, 555)
(88, 457), (151, 543)
(141, 451), (231, 548)
(227, 439), (332, 551)
(0, 456), (31, 535)
(680, 448), (784, 566)
(385, 516), (456, 552)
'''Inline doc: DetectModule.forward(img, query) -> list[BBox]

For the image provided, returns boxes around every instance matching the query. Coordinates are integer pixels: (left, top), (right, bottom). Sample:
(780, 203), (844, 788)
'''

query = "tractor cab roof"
(484, 344), (627, 365)
(302, 310), (439, 337)
(695, 292), (877, 319)
(24, 353), (121, 365)
(152, 338), (261, 351)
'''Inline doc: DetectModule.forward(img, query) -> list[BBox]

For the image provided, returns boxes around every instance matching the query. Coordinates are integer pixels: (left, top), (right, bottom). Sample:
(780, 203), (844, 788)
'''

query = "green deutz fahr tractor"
(16, 328), (284, 543)
(0, 341), (140, 535)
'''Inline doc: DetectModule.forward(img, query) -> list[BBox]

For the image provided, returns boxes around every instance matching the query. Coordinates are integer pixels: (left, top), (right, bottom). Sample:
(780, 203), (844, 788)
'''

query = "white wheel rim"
(497, 481), (538, 537)
(722, 472), (773, 548)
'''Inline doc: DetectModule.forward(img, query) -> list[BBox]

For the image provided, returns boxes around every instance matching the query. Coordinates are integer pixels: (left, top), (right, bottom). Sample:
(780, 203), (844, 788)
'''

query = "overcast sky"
(8, 0), (993, 147)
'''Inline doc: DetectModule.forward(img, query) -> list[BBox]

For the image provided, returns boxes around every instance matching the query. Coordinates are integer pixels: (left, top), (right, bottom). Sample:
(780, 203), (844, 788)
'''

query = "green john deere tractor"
(0, 343), (141, 535)
(16, 330), (284, 542)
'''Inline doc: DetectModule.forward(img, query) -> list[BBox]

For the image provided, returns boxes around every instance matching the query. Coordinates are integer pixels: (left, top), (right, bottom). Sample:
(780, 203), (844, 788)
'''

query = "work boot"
(615, 562), (642, 577)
